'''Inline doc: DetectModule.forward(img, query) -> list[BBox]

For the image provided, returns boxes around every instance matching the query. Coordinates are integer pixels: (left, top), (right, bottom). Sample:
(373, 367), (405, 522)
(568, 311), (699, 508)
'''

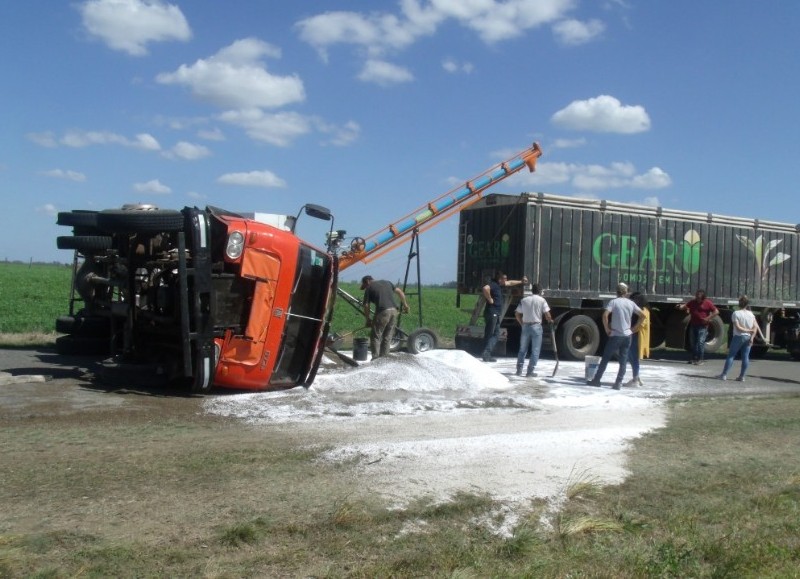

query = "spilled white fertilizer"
(205, 350), (675, 525)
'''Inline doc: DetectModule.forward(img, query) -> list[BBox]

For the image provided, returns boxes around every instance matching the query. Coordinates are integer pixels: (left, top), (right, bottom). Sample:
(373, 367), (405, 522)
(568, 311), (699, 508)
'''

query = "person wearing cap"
(588, 282), (644, 390)
(361, 276), (409, 358)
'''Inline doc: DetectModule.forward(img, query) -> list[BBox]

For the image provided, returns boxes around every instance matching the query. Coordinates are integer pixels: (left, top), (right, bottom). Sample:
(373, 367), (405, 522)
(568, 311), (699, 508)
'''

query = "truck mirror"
(303, 204), (332, 221)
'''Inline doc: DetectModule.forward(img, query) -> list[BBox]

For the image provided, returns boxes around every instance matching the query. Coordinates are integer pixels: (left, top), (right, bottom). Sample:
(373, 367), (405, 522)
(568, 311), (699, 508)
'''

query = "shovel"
(550, 323), (559, 377)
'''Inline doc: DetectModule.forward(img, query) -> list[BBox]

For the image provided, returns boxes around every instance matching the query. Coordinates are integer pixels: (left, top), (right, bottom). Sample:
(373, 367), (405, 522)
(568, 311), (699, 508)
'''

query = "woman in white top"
(718, 295), (759, 382)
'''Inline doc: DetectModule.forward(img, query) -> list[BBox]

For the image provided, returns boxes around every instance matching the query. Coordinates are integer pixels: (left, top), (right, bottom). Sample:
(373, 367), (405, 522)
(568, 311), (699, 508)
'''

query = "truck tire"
(55, 314), (111, 337)
(703, 316), (726, 354)
(55, 334), (110, 356)
(97, 209), (184, 234)
(406, 328), (438, 354)
(56, 235), (113, 254)
(558, 315), (601, 361)
(57, 210), (100, 235)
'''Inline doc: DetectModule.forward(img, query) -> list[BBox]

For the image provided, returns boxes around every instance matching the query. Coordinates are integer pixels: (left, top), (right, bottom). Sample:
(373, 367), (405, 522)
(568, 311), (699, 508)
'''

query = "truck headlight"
(226, 231), (245, 259)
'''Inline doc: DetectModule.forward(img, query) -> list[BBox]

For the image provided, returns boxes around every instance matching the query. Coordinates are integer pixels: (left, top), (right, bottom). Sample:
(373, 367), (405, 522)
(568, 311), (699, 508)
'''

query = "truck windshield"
(271, 245), (333, 385)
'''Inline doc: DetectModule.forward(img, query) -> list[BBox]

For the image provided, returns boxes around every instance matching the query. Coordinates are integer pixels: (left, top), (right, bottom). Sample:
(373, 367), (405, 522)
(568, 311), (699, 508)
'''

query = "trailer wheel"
(702, 316), (726, 354)
(558, 315), (601, 361)
(406, 328), (438, 354)
(97, 209), (184, 233)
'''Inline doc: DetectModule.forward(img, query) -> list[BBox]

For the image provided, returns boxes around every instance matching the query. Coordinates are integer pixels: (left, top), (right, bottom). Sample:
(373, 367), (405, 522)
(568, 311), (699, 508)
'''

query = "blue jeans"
(483, 311), (501, 358)
(721, 334), (752, 378)
(593, 335), (632, 385)
(689, 325), (709, 362)
(517, 323), (543, 374)
(627, 332), (640, 377)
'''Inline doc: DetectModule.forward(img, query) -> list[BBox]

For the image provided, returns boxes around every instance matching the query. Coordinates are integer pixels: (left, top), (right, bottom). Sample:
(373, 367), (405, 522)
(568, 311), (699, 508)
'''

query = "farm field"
(0, 262), (476, 347)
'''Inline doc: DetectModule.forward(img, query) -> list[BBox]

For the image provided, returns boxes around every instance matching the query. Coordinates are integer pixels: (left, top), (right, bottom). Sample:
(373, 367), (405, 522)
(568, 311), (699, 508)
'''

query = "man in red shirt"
(678, 289), (720, 365)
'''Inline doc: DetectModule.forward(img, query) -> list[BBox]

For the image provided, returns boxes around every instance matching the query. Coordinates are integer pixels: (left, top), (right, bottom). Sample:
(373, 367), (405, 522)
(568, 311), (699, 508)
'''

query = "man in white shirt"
(514, 283), (553, 377)
(588, 283), (643, 390)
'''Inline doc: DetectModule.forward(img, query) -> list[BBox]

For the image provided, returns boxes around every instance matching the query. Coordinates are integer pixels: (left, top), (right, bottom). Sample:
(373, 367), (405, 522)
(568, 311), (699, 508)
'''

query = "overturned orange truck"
(55, 142), (542, 393)
(55, 204), (337, 393)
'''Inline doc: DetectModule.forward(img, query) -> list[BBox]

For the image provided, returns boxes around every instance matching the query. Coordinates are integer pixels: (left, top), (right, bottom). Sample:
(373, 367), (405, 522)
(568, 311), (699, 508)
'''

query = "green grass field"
(0, 262), (73, 334)
(0, 263), (477, 345)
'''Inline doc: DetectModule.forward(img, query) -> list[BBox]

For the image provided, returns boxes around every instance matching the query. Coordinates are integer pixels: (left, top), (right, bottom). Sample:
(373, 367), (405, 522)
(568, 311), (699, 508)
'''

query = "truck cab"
(56, 204), (337, 392)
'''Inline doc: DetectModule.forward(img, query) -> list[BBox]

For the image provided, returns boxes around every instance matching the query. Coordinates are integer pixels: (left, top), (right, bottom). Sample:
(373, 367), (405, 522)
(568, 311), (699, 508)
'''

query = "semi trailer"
(455, 192), (800, 360)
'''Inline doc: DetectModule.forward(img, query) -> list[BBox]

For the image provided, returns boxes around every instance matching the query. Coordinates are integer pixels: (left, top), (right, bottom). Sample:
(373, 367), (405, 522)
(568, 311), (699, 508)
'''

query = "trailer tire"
(558, 315), (601, 361)
(97, 209), (184, 233)
(406, 328), (438, 354)
(702, 316), (726, 354)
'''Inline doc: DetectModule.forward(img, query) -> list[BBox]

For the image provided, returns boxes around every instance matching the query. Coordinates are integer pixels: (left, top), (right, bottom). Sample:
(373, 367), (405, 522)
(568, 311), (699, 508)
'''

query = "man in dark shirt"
(677, 289), (720, 365)
(361, 275), (409, 358)
(481, 270), (527, 362)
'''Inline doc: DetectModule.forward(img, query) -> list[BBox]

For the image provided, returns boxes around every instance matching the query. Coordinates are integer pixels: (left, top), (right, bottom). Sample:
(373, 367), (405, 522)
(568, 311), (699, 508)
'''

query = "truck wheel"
(57, 210), (100, 235)
(406, 328), (438, 354)
(56, 235), (113, 254)
(55, 334), (110, 356)
(558, 315), (601, 361)
(97, 209), (184, 233)
(55, 314), (111, 337)
(703, 316), (726, 354)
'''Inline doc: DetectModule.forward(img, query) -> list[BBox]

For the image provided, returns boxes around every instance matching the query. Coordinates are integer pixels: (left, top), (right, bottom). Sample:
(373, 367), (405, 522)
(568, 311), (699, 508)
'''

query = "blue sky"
(2, 1), (798, 284)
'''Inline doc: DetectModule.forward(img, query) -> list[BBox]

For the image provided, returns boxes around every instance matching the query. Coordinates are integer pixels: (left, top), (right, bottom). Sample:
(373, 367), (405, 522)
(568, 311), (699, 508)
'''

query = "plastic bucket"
(584, 355), (601, 381)
(353, 337), (369, 361)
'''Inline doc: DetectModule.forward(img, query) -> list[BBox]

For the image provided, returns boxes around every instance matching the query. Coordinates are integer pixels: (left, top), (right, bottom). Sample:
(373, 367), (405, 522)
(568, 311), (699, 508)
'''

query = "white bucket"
(584, 355), (601, 381)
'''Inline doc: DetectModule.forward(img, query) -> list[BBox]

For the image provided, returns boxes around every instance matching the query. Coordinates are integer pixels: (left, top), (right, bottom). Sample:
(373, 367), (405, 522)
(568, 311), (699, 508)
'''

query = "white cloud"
(551, 95), (651, 134)
(41, 169), (87, 182)
(552, 137), (586, 148)
(219, 109), (311, 147)
(552, 18), (605, 45)
(133, 179), (171, 194)
(511, 160), (671, 191)
(217, 170), (287, 188)
(58, 130), (161, 151)
(442, 58), (474, 74)
(164, 141), (211, 160)
(156, 38), (304, 110)
(316, 120), (361, 147)
(36, 203), (58, 217)
(197, 127), (225, 141)
(296, 0), (580, 62)
(27, 132), (57, 148)
(78, 0), (191, 56)
(357, 59), (414, 86)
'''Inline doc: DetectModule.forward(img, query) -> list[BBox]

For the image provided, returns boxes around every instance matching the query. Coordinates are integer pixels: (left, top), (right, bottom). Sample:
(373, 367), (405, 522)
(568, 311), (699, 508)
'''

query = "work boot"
(624, 377), (637, 387)
(515, 366), (523, 376)
(612, 382), (622, 390)
(736, 376), (745, 382)
(587, 379), (601, 387)
(482, 354), (497, 362)
(526, 371), (538, 378)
